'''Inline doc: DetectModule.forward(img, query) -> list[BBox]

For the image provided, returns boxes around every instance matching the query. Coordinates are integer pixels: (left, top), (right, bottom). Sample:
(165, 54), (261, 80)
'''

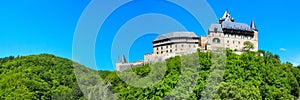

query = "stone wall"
(206, 29), (259, 52)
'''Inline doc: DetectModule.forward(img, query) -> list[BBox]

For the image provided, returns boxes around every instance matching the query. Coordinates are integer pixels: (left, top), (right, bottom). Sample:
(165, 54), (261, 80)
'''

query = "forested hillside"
(104, 49), (300, 100)
(0, 54), (85, 99)
(1, 50), (300, 99)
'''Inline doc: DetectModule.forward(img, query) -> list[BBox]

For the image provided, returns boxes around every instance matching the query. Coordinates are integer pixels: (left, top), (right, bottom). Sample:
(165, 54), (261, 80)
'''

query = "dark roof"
(221, 21), (254, 32)
(219, 10), (234, 21)
(154, 32), (198, 41)
(209, 24), (223, 32)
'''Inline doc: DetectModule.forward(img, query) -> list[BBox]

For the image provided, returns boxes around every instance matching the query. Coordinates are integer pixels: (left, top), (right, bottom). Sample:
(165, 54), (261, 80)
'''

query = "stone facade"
(200, 10), (258, 52)
(144, 32), (199, 63)
(115, 55), (144, 71)
(116, 10), (259, 71)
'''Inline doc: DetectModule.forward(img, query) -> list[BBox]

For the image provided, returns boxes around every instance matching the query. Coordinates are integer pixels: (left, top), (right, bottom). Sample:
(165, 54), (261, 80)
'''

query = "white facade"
(200, 10), (258, 52)
(144, 32), (199, 63)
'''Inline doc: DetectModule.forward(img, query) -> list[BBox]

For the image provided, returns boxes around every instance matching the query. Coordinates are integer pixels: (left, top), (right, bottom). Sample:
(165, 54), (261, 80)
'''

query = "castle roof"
(209, 24), (223, 32)
(220, 10), (234, 21)
(153, 32), (198, 42)
(219, 10), (256, 32)
(221, 21), (254, 32)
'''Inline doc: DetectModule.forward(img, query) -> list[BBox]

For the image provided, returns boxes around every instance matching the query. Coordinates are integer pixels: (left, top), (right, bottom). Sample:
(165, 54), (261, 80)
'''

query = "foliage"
(1, 50), (300, 99)
(0, 54), (85, 99)
(103, 50), (300, 99)
(243, 41), (254, 51)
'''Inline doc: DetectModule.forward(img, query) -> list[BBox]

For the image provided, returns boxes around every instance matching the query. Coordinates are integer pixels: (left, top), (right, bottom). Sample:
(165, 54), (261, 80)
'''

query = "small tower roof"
(219, 10), (234, 22)
(121, 55), (127, 63)
(222, 10), (231, 19)
(251, 19), (257, 31)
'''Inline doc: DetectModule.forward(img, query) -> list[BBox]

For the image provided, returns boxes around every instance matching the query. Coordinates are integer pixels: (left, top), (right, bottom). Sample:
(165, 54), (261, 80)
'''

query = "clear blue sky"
(1, 0), (300, 70)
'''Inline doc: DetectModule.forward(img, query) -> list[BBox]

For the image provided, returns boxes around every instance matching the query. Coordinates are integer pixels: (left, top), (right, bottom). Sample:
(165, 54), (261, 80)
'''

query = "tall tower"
(251, 19), (259, 51)
(121, 55), (127, 63)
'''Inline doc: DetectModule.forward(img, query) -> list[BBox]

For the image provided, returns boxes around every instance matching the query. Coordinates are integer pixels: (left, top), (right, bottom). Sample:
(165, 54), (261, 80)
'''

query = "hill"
(1, 50), (300, 99)
(104, 49), (300, 99)
(0, 54), (86, 99)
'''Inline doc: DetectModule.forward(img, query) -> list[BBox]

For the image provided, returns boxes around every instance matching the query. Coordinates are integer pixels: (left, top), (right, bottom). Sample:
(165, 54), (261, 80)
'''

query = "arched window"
(212, 38), (221, 44)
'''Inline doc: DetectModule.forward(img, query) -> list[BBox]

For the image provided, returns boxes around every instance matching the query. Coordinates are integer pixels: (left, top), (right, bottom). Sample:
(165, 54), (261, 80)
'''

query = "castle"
(116, 10), (258, 71)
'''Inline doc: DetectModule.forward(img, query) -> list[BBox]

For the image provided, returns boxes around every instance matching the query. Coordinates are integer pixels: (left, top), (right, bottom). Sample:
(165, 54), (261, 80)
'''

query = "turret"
(251, 19), (259, 51)
(219, 10), (234, 24)
(121, 55), (127, 63)
(251, 19), (258, 31)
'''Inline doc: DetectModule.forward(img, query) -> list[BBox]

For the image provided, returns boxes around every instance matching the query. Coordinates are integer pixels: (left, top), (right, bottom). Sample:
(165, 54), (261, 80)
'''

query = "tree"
(1, 51), (300, 99)
(0, 54), (85, 99)
(243, 41), (254, 51)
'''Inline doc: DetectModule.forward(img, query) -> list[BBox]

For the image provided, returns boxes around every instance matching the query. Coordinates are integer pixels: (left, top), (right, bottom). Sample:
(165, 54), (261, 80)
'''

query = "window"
(194, 45), (196, 48)
(166, 46), (168, 49)
(212, 38), (221, 44)
(161, 51), (163, 54)
(233, 41), (235, 44)
(214, 28), (218, 33)
(157, 48), (158, 50)
(182, 44), (184, 47)
(170, 50), (172, 53)
(238, 41), (240, 44)
(170, 45), (172, 48)
(175, 45), (177, 48)
(157, 52), (159, 54)
(189, 45), (191, 48)
(166, 50), (168, 53)
(227, 40), (229, 43)
(161, 47), (163, 49)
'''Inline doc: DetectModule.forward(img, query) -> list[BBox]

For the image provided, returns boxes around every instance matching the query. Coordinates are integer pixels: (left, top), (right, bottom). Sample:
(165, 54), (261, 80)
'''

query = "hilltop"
(1, 50), (300, 99)
(0, 54), (86, 99)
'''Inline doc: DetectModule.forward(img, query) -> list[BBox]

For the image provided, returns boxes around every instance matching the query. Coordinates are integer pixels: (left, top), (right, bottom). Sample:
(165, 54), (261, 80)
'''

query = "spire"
(219, 9), (234, 23)
(222, 10), (231, 19)
(121, 55), (127, 63)
(251, 19), (257, 31)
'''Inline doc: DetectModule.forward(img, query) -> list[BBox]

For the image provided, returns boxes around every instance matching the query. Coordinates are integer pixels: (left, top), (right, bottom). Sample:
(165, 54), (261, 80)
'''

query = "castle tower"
(251, 19), (259, 51)
(115, 55), (127, 71)
(121, 55), (127, 63)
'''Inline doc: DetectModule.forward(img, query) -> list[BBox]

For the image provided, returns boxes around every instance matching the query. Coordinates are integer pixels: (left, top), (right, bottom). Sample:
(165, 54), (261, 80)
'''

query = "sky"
(1, 0), (300, 70)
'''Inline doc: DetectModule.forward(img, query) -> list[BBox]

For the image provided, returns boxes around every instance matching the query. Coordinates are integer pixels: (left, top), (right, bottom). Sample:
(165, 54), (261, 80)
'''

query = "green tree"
(243, 41), (254, 51)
